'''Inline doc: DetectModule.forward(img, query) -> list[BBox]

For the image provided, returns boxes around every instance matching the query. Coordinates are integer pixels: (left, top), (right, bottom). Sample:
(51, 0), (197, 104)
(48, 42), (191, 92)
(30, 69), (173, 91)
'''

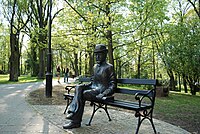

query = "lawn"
(154, 92), (200, 133)
(0, 74), (43, 84)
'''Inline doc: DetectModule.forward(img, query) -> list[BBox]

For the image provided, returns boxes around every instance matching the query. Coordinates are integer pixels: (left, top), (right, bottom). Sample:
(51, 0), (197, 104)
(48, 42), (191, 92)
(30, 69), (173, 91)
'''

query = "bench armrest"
(102, 96), (114, 101)
(65, 85), (76, 94)
(135, 89), (154, 107)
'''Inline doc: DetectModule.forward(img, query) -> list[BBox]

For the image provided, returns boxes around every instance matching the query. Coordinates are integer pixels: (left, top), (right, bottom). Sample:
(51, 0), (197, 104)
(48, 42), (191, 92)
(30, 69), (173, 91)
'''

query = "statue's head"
(94, 44), (108, 64)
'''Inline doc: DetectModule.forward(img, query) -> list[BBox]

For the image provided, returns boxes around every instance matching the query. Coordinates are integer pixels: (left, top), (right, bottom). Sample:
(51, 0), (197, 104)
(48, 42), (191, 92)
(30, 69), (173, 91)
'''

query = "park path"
(0, 81), (66, 134)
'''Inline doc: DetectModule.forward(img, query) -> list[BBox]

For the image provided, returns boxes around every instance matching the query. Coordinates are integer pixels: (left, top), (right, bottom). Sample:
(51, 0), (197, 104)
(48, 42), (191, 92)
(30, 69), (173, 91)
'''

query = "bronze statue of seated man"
(63, 44), (116, 129)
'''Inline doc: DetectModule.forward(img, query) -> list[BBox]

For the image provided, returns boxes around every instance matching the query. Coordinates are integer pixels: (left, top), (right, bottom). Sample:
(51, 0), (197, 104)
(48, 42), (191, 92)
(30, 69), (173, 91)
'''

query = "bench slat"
(116, 88), (155, 98)
(116, 88), (151, 95)
(104, 100), (152, 110)
(78, 77), (91, 82)
(64, 93), (74, 97)
(117, 78), (157, 85)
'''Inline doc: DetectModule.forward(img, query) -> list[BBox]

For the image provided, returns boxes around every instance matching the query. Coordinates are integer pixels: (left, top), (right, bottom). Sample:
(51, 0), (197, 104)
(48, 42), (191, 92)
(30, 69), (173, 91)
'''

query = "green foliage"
(52, 0), (171, 79)
(1, 0), (200, 94)
(160, 14), (200, 83)
(0, 22), (9, 73)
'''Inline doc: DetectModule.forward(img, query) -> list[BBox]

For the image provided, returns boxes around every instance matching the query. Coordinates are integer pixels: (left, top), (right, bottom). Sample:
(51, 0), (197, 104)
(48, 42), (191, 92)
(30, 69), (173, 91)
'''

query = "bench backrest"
(77, 77), (157, 95)
(116, 78), (158, 109)
(76, 77), (157, 108)
(78, 77), (92, 83)
(116, 78), (157, 95)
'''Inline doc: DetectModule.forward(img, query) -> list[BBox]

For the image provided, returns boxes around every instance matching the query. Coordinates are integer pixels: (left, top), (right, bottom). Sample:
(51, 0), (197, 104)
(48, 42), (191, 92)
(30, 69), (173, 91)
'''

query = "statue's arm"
(96, 66), (116, 99)
(76, 82), (92, 89)
(102, 70), (116, 96)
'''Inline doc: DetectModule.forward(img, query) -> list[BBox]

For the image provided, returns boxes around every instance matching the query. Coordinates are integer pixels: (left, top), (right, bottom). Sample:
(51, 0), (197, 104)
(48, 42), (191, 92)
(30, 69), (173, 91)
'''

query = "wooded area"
(0, 0), (200, 95)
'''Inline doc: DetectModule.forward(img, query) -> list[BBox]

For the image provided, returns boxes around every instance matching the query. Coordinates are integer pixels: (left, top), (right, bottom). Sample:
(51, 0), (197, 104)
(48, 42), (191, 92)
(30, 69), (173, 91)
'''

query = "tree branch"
(63, 0), (87, 22)
(187, 0), (200, 18)
(52, 8), (64, 21)
(113, 33), (156, 50)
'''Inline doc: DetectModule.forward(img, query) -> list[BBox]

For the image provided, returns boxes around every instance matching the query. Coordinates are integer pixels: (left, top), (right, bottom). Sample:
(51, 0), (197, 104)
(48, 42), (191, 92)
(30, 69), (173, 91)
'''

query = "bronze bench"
(63, 77), (158, 134)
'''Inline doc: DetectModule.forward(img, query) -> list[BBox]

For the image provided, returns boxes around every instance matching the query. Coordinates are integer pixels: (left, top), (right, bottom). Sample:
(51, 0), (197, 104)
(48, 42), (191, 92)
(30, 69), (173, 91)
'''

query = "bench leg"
(135, 113), (141, 134)
(86, 102), (98, 126)
(63, 98), (71, 114)
(135, 110), (157, 134)
(149, 114), (157, 134)
(104, 105), (112, 121)
(63, 106), (67, 114)
(86, 102), (111, 126)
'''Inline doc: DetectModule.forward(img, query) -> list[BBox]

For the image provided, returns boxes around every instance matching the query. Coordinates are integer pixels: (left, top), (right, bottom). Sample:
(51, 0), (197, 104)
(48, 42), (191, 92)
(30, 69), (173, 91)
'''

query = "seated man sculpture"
(63, 44), (116, 129)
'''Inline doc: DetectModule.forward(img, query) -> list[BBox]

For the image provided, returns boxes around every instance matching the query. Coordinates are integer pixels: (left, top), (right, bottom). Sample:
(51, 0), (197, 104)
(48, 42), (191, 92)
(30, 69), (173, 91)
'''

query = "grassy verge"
(154, 92), (200, 133)
(0, 74), (43, 84)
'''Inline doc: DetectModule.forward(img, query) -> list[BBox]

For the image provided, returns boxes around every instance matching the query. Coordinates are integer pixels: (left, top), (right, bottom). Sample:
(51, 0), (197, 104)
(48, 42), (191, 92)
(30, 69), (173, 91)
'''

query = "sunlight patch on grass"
(0, 74), (9, 84)
(0, 74), (42, 84)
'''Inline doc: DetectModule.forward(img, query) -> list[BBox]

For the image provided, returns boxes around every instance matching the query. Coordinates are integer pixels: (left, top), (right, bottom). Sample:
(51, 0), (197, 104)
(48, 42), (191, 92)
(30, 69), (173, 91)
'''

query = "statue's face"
(95, 52), (107, 64)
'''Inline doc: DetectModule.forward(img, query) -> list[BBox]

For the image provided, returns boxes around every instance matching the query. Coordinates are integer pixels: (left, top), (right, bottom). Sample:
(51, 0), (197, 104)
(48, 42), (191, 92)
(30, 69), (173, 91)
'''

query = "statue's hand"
(96, 93), (104, 100)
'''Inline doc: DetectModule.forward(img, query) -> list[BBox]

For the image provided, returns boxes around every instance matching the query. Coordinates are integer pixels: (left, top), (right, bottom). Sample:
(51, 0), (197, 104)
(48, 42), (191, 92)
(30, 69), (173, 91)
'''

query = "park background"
(1, 0), (200, 95)
(0, 0), (200, 133)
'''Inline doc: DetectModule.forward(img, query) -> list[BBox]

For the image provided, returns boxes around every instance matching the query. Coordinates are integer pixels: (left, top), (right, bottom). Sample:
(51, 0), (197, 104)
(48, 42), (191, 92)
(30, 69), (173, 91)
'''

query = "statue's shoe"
(63, 122), (81, 129)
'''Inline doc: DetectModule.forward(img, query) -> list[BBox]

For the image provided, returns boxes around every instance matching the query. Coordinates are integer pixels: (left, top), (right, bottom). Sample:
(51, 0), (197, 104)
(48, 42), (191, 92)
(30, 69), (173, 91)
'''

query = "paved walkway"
(0, 78), (190, 134)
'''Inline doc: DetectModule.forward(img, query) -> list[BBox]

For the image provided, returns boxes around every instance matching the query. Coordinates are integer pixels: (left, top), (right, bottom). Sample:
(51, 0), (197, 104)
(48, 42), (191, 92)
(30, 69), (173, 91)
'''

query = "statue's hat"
(94, 44), (108, 53)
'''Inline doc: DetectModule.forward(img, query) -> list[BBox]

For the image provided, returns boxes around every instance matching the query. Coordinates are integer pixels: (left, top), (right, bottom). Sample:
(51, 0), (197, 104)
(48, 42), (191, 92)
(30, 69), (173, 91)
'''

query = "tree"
(28, 0), (63, 79)
(30, 0), (49, 79)
(158, 0), (200, 94)
(0, 23), (9, 73)
(1, 0), (32, 81)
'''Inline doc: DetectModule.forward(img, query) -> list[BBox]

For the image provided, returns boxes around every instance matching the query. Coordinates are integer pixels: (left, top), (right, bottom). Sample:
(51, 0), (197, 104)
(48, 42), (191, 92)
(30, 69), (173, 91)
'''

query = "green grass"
(154, 92), (200, 133)
(0, 74), (43, 84)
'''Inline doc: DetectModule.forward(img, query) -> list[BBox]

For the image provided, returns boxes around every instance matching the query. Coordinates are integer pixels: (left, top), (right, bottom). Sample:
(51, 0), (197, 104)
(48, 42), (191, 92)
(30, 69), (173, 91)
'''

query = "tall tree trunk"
(38, 47), (45, 79)
(84, 52), (88, 76)
(18, 34), (24, 76)
(137, 45), (142, 79)
(59, 49), (63, 76)
(89, 52), (93, 76)
(117, 59), (122, 78)
(167, 69), (176, 91)
(31, 46), (38, 76)
(37, 27), (47, 79)
(186, 76), (194, 95)
(189, 83), (196, 95)
(74, 52), (78, 76)
(35, 0), (48, 79)
(79, 51), (82, 76)
(9, 0), (19, 81)
(152, 44), (156, 79)
(9, 33), (19, 81)
(178, 74), (181, 91)
(182, 74), (188, 93)
(106, 3), (115, 68)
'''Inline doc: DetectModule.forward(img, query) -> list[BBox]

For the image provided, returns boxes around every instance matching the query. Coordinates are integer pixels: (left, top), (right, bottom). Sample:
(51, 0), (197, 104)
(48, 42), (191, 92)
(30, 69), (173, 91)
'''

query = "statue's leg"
(63, 85), (86, 129)
(66, 85), (85, 123)
(83, 89), (100, 101)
